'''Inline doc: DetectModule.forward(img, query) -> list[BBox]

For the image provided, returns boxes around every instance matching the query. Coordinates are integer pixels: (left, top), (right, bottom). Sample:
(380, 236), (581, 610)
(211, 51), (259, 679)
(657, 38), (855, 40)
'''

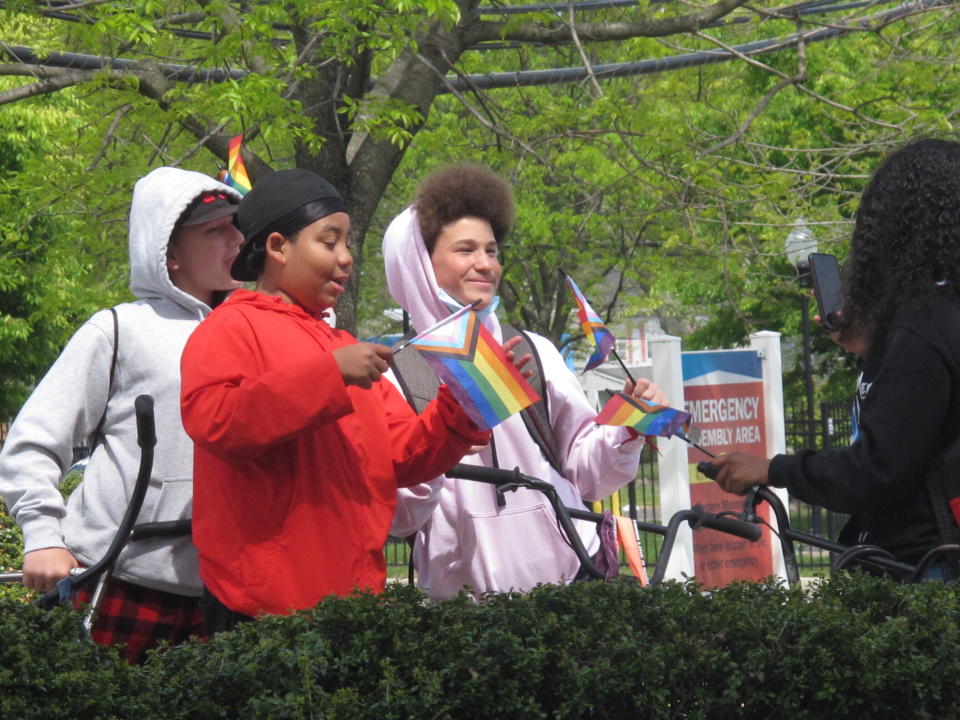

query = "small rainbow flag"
(409, 310), (540, 431)
(595, 392), (691, 439)
(565, 274), (615, 371)
(219, 134), (252, 195)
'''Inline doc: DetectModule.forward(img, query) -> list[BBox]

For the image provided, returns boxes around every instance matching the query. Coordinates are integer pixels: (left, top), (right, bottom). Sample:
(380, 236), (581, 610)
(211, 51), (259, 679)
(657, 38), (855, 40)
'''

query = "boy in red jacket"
(180, 169), (488, 633)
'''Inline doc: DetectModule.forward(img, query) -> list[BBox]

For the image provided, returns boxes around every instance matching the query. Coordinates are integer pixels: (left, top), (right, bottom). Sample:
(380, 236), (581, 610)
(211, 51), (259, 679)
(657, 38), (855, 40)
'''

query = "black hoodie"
(769, 290), (960, 565)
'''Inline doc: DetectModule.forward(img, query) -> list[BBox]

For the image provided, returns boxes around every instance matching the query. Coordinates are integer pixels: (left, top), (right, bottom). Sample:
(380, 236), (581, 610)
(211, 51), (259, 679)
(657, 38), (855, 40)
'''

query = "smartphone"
(808, 252), (843, 331)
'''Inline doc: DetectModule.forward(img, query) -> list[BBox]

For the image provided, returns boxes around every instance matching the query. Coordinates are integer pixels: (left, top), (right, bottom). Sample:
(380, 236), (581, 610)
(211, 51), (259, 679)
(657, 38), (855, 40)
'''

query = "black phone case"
(809, 252), (842, 330)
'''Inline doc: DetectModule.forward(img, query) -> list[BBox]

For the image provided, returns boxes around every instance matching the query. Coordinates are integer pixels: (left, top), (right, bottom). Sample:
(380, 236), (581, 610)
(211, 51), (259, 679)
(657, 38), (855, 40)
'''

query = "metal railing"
(0, 402), (850, 580)
(782, 399), (853, 572)
(386, 447), (665, 580)
(387, 400), (854, 579)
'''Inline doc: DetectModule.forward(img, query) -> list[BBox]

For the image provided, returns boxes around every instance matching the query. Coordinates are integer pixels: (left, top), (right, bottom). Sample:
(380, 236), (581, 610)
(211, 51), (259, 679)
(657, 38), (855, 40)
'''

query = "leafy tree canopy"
(1, 0), (958, 412)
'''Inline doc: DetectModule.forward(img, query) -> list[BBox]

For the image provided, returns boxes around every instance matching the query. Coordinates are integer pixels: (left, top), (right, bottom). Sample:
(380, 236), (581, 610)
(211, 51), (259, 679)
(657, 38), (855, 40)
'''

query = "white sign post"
(651, 334), (694, 581)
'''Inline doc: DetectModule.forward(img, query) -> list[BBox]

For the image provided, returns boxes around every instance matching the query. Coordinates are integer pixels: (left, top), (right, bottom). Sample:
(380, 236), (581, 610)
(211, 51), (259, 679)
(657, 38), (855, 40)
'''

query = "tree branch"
(0, 66), (92, 104)
(346, 17), (468, 220)
(472, 0), (750, 42)
(0, 50), (276, 180)
(215, 4), (272, 76)
(132, 62), (275, 179)
(38, 0), (115, 10)
(85, 103), (132, 172)
(700, 75), (796, 155)
(170, 120), (231, 167)
(565, 2), (604, 98)
(691, 27), (901, 130)
(415, 52), (554, 168)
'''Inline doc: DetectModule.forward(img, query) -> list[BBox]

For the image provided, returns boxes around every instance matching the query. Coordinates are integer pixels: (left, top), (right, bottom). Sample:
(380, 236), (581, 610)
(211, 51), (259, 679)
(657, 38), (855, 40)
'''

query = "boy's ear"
(165, 235), (180, 271)
(264, 231), (289, 267)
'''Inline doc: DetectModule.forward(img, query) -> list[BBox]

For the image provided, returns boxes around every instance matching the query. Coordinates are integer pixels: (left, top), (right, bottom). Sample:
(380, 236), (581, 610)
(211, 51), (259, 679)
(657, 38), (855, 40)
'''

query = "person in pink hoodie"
(382, 163), (665, 601)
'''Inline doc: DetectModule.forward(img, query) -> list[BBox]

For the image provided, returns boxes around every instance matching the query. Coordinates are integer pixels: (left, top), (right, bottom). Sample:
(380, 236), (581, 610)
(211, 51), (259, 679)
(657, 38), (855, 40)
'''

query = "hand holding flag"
(595, 392), (691, 438)
(595, 392), (715, 457)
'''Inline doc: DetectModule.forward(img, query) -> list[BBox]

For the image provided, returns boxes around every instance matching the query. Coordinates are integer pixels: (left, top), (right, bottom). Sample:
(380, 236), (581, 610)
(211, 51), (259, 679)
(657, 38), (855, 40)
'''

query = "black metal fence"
(782, 399), (854, 573)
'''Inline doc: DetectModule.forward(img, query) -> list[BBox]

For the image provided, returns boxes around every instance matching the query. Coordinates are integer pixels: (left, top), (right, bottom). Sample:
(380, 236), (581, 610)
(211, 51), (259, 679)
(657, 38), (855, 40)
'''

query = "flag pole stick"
(393, 300), (480, 354)
(611, 347), (637, 387)
(676, 432), (716, 458)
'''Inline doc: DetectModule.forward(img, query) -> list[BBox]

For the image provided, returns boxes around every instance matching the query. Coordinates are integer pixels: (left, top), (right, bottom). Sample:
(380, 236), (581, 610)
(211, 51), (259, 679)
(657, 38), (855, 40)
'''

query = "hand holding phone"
(808, 252), (843, 331)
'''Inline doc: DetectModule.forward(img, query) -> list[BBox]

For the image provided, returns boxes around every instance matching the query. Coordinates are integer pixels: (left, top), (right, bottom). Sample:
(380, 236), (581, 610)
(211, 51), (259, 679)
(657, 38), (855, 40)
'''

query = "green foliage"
(4, 2), (960, 411)
(3, 575), (960, 718)
(340, 95), (425, 148)
(0, 83), (110, 418)
(364, 7), (960, 405)
(0, 14), (142, 416)
(0, 599), (146, 718)
(140, 575), (960, 718)
(0, 502), (23, 573)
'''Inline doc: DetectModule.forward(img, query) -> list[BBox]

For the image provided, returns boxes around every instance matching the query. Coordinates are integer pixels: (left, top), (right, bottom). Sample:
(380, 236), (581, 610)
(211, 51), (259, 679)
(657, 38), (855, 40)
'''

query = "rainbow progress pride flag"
(409, 310), (540, 431)
(565, 275), (615, 371)
(595, 392), (691, 438)
(219, 134), (252, 195)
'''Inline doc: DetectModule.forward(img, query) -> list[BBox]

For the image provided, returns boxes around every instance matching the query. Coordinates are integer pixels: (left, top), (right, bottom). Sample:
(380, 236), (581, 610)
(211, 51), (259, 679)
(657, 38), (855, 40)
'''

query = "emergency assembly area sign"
(682, 350), (774, 586)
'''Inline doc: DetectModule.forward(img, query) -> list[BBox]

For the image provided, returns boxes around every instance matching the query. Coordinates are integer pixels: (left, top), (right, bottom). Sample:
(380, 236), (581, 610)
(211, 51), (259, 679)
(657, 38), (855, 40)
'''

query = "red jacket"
(180, 289), (487, 616)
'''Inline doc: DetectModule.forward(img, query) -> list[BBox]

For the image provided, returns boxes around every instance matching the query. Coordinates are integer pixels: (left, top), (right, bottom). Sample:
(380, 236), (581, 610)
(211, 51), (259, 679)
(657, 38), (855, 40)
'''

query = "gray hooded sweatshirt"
(0, 167), (241, 595)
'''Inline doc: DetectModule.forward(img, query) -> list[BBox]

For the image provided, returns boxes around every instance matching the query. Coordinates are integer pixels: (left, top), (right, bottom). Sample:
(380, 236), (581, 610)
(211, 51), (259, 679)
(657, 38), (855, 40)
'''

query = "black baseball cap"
(231, 169), (347, 281)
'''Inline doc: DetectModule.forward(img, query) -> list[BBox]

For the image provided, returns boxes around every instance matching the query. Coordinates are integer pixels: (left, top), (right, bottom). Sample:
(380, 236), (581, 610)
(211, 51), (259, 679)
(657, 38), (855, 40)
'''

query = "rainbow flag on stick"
(218, 134), (252, 195)
(409, 310), (540, 431)
(565, 275), (615, 371)
(595, 392), (691, 439)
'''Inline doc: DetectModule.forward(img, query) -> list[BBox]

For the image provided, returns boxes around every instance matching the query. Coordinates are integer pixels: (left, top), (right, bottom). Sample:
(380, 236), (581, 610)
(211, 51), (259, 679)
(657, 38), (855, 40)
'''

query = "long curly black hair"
(414, 164), (514, 254)
(842, 138), (960, 349)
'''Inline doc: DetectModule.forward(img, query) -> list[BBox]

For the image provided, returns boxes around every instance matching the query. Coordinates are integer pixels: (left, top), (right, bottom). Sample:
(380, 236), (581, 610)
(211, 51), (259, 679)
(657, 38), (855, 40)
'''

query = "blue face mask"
(437, 286), (500, 317)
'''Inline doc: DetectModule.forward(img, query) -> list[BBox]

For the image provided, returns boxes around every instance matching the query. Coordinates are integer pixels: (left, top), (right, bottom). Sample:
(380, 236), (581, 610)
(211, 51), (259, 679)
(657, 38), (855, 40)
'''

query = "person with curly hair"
(708, 138), (960, 574)
(382, 163), (666, 600)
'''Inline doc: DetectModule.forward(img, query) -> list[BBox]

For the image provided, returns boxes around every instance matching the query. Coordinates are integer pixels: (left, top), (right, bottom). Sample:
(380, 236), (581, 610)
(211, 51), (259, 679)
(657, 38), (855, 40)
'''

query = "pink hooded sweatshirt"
(382, 207), (645, 600)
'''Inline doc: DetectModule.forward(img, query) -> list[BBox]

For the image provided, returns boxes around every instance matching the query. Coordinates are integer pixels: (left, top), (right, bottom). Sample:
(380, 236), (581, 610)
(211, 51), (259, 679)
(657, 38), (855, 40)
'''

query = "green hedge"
(0, 502), (23, 573)
(2, 575), (960, 719)
(0, 601), (146, 719)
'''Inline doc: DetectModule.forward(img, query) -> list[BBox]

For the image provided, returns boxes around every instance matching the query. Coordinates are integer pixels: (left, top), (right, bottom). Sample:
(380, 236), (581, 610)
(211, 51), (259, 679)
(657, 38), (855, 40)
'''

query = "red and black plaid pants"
(74, 576), (204, 664)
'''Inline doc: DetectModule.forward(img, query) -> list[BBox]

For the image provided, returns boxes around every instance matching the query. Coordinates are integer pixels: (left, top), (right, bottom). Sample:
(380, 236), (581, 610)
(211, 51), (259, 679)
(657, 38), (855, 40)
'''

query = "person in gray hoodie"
(0, 166), (243, 662)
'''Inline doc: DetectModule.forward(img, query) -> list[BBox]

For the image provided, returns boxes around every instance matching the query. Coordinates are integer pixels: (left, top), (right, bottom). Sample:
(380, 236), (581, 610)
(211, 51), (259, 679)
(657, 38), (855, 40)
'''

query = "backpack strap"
(391, 323), (565, 476)
(391, 331), (440, 415)
(500, 324), (564, 476)
(91, 307), (119, 448)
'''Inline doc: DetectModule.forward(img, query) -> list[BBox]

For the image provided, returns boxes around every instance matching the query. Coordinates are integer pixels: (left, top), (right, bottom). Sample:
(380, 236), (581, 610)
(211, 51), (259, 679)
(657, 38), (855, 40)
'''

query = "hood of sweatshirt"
(222, 288), (338, 334)
(128, 166), (242, 316)
(382, 206), (503, 341)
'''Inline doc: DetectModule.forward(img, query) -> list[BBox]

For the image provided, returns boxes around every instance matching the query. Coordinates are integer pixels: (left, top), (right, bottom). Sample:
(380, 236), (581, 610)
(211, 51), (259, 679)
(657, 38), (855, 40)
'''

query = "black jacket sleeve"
(769, 323), (952, 514)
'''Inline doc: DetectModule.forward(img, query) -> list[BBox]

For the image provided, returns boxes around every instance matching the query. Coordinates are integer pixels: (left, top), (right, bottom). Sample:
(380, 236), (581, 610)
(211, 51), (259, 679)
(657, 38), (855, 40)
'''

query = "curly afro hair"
(414, 164), (515, 254)
(843, 138), (960, 348)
